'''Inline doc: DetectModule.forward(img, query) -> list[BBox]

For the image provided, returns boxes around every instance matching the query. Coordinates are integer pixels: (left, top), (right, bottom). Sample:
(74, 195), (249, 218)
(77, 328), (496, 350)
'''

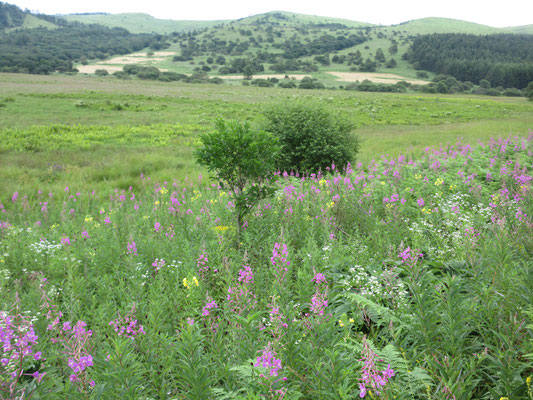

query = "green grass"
(1, 72), (532, 199)
(4, 13), (56, 32)
(63, 13), (228, 34)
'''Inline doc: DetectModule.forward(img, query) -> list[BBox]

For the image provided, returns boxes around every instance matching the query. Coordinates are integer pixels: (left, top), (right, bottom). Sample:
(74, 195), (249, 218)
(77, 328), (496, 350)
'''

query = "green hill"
(383, 17), (500, 35)
(63, 13), (228, 34)
(504, 24), (533, 34)
(1, 1), (56, 30)
(232, 10), (373, 28)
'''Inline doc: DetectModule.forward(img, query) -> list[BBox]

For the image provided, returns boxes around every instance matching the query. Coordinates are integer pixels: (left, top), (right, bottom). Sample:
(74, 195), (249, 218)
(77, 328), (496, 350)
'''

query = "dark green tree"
(375, 48), (386, 63)
(262, 100), (359, 174)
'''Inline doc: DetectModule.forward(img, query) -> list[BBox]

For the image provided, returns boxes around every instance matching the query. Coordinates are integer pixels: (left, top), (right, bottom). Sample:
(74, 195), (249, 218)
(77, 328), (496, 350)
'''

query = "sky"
(7, 0), (533, 27)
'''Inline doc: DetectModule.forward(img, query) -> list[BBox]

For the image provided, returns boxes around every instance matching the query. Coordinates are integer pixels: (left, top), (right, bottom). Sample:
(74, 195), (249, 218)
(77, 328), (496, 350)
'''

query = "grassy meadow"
(0, 72), (532, 399)
(1, 72), (532, 201)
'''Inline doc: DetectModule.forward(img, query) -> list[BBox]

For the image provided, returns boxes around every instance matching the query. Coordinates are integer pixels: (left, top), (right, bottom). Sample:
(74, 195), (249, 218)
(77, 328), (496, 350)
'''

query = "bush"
(112, 71), (130, 79)
(251, 79), (274, 87)
(94, 69), (109, 77)
(278, 80), (297, 89)
(298, 77), (325, 89)
(262, 100), (359, 174)
(502, 88), (522, 97)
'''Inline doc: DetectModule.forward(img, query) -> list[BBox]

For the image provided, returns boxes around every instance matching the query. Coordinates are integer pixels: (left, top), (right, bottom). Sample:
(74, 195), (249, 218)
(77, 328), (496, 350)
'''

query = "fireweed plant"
(0, 135), (532, 398)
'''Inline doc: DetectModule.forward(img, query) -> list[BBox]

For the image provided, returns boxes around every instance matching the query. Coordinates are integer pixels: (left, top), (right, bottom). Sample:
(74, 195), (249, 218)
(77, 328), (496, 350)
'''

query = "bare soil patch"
(100, 56), (166, 64)
(328, 72), (428, 85)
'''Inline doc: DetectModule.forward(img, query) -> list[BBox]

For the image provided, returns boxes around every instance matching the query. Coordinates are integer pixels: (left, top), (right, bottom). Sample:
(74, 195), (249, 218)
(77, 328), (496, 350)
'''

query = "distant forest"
(406, 33), (533, 89)
(0, 3), (165, 74)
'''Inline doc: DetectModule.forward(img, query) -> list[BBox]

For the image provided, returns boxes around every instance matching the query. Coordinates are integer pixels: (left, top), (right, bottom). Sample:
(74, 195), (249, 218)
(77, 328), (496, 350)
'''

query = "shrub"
(262, 100), (359, 174)
(251, 79), (274, 87)
(298, 77), (325, 89)
(112, 71), (130, 79)
(94, 69), (109, 77)
(278, 80), (297, 89)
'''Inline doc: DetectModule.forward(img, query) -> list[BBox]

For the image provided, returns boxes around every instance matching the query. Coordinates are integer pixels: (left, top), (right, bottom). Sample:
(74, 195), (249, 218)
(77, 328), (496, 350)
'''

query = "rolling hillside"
(63, 13), (228, 34)
(1, 2), (532, 91)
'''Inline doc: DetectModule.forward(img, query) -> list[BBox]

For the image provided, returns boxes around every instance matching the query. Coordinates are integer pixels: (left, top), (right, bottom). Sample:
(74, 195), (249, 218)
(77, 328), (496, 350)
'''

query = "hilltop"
(62, 11), (533, 35)
(63, 12), (228, 34)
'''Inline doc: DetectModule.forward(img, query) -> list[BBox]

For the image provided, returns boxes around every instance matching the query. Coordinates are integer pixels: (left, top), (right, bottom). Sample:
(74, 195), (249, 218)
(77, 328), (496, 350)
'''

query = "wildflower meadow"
(1, 133), (532, 399)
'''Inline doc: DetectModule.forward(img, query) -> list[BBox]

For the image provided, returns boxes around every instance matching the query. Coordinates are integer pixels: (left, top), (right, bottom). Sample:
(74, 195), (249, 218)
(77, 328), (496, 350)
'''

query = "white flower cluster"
(339, 265), (408, 308)
(0, 268), (11, 282)
(29, 240), (62, 256)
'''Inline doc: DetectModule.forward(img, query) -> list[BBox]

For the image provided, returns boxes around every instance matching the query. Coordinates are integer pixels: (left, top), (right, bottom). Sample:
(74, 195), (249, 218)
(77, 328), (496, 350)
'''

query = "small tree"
(195, 120), (280, 240)
(242, 65), (255, 80)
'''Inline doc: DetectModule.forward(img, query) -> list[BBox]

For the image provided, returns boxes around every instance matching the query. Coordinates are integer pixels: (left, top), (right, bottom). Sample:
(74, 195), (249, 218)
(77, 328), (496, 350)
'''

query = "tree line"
(0, 3), (166, 74)
(405, 33), (533, 89)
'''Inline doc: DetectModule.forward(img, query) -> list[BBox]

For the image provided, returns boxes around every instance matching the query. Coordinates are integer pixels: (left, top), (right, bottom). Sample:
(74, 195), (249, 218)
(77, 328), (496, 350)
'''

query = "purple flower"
(417, 198), (425, 207)
(254, 344), (283, 377)
(127, 241), (138, 256)
(61, 237), (71, 246)
(313, 273), (326, 284)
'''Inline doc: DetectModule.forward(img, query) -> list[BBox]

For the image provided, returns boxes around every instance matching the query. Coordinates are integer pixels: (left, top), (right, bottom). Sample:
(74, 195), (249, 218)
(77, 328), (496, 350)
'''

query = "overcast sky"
(7, 0), (533, 27)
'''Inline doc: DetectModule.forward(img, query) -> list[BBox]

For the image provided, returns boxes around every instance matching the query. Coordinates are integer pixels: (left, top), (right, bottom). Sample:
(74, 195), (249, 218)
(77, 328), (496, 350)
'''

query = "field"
(0, 72), (532, 399)
(1, 73), (532, 201)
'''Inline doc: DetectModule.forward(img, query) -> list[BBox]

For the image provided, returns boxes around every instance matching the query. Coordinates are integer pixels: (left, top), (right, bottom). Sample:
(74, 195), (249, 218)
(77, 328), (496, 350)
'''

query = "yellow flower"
(183, 278), (190, 289)
(338, 320), (344, 327)
(84, 216), (93, 223)
(349, 318), (355, 323)
(319, 179), (327, 187)
(219, 191), (226, 197)
(527, 376), (531, 386)
(434, 178), (444, 186)
(154, 200), (160, 206)
(327, 201), (335, 209)
(421, 207), (432, 215)
(160, 187), (168, 195)
(213, 225), (229, 232)
(143, 215), (149, 220)
(192, 277), (199, 287)
(500, 397), (509, 400)
(415, 174), (422, 180)
(380, 181), (386, 185)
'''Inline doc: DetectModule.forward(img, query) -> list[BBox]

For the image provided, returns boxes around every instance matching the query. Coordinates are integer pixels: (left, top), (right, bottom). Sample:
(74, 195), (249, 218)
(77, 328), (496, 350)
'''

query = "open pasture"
(0, 73), (532, 201)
